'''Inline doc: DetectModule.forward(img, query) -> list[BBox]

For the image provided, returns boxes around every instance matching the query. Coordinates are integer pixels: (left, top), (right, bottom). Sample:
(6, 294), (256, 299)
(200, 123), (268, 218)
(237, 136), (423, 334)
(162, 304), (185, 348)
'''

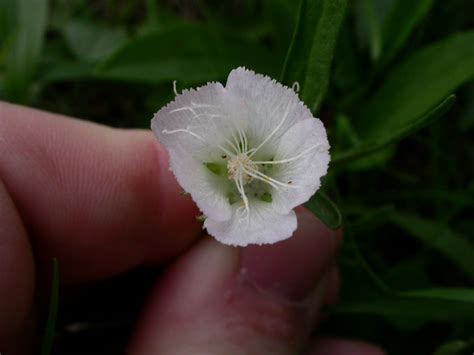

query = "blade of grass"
(40, 258), (59, 355)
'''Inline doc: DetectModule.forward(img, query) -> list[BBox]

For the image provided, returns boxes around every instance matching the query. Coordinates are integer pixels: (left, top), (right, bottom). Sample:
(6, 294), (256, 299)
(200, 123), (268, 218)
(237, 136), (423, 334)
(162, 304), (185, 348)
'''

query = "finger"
(322, 266), (340, 305)
(0, 102), (200, 282)
(307, 337), (386, 355)
(128, 209), (340, 355)
(0, 178), (35, 350)
(314, 265), (340, 326)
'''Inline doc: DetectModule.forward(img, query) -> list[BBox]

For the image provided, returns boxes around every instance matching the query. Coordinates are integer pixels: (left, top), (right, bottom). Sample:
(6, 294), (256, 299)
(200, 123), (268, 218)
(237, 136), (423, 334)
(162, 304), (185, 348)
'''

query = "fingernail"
(158, 236), (239, 317)
(181, 237), (239, 303)
(240, 208), (338, 301)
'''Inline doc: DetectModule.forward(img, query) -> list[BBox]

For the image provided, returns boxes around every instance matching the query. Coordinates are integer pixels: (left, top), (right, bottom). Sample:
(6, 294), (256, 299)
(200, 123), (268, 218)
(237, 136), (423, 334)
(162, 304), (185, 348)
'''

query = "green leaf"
(37, 61), (94, 84)
(97, 23), (277, 85)
(401, 288), (474, 303)
(333, 95), (455, 165)
(378, 0), (434, 68)
(61, 19), (128, 63)
(389, 212), (474, 280)
(433, 339), (474, 355)
(334, 290), (474, 321)
(334, 288), (474, 322)
(280, 0), (322, 85)
(280, 0), (348, 113)
(3, 0), (48, 103)
(0, 0), (15, 50)
(355, 31), (474, 141)
(40, 258), (59, 355)
(305, 191), (342, 230)
(355, 0), (383, 62)
(262, 0), (298, 54)
(301, 0), (348, 113)
(332, 22), (365, 93)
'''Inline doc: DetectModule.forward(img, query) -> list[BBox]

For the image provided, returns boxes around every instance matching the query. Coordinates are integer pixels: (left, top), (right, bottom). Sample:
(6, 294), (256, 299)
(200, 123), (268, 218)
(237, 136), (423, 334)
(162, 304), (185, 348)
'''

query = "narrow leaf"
(305, 191), (342, 230)
(390, 212), (474, 280)
(401, 288), (474, 303)
(301, 0), (349, 113)
(281, 0), (348, 113)
(0, 0), (15, 49)
(280, 0), (323, 85)
(433, 339), (474, 355)
(97, 23), (277, 85)
(333, 94), (455, 164)
(357, 0), (383, 62)
(379, 0), (434, 67)
(355, 31), (474, 141)
(61, 19), (128, 63)
(40, 258), (59, 355)
(334, 294), (474, 321)
(4, 0), (48, 103)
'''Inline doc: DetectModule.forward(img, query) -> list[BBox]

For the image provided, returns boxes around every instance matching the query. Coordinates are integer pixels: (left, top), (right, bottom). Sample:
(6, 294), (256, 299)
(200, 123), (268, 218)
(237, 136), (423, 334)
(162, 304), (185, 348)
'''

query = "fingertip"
(0, 179), (35, 349)
(115, 131), (202, 265)
(322, 266), (340, 306)
(128, 237), (239, 354)
(1, 103), (202, 283)
(240, 207), (340, 301)
(129, 209), (343, 354)
(142, 138), (202, 263)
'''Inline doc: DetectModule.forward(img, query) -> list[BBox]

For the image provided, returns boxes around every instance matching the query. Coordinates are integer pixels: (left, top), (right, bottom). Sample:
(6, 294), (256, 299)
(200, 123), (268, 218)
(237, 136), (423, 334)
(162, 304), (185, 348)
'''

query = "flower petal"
(152, 82), (243, 161)
(151, 82), (241, 222)
(204, 202), (297, 246)
(167, 145), (232, 221)
(271, 118), (330, 214)
(226, 67), (314, 156)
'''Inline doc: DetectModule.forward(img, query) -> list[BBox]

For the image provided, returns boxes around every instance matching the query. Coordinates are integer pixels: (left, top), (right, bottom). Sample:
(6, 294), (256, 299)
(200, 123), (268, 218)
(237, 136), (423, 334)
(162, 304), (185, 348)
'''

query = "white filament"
(173, 80), (178, 96)
(167, 99), (305, 216)
(248, 100), (293, 158)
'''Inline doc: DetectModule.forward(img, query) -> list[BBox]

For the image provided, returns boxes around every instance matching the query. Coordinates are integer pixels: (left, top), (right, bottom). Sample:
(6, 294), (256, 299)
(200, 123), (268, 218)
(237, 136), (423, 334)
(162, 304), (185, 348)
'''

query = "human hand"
(0, 102), (385, 354)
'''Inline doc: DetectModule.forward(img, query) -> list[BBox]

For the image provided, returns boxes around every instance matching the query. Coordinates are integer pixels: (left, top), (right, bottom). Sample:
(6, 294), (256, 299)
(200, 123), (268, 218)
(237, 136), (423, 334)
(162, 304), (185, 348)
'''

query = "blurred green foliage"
(0, 0), (473, 354)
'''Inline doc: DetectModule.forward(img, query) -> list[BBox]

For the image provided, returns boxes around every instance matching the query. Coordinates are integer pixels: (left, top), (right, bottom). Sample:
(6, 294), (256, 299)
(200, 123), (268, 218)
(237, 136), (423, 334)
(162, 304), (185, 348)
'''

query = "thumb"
(128, 209), (340, 355)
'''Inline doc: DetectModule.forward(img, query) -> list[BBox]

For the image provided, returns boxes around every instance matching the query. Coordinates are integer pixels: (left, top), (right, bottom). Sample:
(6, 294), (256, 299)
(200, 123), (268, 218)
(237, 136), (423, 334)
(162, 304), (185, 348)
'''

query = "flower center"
(227, 154), (258, 184)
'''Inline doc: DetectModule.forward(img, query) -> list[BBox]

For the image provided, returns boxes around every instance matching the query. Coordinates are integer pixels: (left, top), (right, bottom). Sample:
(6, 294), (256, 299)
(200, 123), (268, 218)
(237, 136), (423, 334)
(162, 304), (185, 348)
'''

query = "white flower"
(151, 67), (330, 246)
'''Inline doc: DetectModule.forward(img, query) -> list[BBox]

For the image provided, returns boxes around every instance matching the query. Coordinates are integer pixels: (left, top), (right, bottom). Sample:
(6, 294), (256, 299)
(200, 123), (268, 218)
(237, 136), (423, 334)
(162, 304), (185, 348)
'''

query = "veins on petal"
(162, 127), (235, 158)
(252, 144), (328, 166)
(170, 101), (248, 156)
(249, 100), (293, 158)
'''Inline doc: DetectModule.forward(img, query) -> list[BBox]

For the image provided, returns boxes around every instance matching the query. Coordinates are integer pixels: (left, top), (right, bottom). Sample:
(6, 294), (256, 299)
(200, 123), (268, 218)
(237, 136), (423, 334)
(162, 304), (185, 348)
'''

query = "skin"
(0, 101), (385, 354)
